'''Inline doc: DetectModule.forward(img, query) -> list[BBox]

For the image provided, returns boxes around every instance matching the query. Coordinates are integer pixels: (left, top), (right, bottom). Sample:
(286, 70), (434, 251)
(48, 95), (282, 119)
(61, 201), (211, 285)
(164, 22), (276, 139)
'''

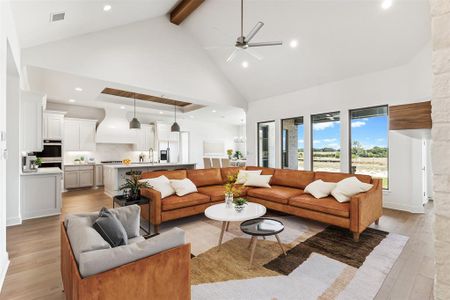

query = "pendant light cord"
(241, 0), (244, 38)
(133, 93), (136, 117)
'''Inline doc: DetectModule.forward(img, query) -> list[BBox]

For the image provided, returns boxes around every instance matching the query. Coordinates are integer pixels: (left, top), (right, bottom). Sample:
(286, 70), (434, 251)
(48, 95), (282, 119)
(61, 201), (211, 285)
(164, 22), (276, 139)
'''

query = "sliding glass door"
(311, 112), (341, 172)
(281, 117), (304, 170)
(258, 121), (275, 168)
(350, 106), (389, 189)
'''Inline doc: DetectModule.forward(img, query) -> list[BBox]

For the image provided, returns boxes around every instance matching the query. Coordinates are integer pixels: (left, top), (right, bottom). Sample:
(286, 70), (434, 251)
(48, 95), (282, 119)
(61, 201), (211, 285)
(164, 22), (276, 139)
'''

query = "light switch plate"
(1, 131), (6, 142)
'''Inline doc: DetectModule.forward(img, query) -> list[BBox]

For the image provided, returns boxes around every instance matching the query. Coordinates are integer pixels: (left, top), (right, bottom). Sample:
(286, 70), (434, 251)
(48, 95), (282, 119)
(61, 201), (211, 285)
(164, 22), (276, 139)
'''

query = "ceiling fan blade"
(245, 22), (264, 43)
(248, 41), (283, 47)
(246, 48), (263, 61)
(226, 49), (239, 63)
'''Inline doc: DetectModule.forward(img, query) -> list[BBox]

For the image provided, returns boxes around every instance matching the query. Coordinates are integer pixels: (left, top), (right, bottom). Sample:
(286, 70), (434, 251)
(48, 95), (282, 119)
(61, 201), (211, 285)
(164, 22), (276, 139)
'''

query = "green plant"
(224, 174), (243, 196)
(35, 157), (42, 166)
(119, 173), (150, 197)
(233, 197), (248, 206)
(233, 151), (243, 159)
(80, 156), (85, 161)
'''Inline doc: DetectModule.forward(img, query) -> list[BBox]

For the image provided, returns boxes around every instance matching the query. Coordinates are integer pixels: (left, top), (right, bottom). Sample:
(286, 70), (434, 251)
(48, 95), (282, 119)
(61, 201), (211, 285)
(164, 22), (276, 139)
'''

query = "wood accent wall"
(101, 88), (191, 107)
(389, 101), (432, 130)
(170, 0), (205, 25)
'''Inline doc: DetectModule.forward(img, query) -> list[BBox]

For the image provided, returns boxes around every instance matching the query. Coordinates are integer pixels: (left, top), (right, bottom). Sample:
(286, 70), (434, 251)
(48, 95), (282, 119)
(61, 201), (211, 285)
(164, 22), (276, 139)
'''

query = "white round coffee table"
(205, 202), (266, 248)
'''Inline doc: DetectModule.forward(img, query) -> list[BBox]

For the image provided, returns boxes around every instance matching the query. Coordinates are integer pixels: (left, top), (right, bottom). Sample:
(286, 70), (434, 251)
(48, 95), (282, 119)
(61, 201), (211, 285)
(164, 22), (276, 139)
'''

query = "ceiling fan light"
(171, 122), (180, 132)
(130, 117), (141, 129)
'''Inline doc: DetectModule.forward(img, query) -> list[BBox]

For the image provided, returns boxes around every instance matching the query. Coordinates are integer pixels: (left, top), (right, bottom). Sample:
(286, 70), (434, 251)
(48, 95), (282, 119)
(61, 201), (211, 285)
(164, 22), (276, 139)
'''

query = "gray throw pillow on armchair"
(93, 207), (128, 247)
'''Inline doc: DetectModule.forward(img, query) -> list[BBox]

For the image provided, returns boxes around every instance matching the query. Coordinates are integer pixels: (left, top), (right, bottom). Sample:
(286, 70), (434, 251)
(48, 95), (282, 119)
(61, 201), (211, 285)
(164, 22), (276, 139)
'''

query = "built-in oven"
(34, 140), (63, 166)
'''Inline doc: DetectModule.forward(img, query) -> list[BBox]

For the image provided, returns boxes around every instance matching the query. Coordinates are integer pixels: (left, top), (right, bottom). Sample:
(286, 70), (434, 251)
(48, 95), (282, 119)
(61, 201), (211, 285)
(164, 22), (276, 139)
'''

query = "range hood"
(96, 107), (136, 144)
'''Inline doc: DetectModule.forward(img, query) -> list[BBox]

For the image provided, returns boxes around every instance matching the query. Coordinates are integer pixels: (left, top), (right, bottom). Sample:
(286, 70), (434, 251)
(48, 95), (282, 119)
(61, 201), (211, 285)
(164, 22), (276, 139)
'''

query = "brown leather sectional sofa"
(140, 166), (383, 241)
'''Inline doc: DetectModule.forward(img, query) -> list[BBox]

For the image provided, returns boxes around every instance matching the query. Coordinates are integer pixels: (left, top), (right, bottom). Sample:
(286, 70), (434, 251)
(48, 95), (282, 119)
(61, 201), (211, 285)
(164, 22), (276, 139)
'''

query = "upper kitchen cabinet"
(21, 90), (46, 152)
(43, 111), (66, 140)
(133, 124), (155, 151)
(64, 118), (97, 151)
(156, 122), (178, 142)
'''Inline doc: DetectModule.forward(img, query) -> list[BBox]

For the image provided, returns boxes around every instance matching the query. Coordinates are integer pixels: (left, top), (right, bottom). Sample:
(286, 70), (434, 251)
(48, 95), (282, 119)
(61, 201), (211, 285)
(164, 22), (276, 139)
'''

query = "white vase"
(225, 193), (233, 208)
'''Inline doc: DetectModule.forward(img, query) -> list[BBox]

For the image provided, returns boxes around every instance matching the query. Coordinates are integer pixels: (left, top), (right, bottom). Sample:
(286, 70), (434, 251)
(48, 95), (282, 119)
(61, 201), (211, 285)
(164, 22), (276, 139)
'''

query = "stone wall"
(431, 0), (450, 298)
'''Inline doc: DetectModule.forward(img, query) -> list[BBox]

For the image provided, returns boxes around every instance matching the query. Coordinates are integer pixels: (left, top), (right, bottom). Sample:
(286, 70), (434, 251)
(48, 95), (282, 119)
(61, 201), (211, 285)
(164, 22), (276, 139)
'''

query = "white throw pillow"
(331, 177), (373, 203)
(139, 176), (175, 199)
(170, 178), (198, 196)
(304, 180), (337, 199)
(243, 174), (272, 188)
(236, 170), (262, 184)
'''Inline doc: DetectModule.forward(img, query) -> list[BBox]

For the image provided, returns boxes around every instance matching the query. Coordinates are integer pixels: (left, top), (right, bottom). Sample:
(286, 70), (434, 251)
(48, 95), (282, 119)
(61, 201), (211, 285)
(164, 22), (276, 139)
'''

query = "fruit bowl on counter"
(122, 159), (132, 166)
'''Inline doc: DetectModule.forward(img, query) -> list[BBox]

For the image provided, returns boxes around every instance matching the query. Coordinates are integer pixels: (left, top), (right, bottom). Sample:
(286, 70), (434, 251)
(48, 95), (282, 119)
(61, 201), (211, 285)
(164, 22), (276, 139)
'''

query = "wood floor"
(0, 188), (435, 300)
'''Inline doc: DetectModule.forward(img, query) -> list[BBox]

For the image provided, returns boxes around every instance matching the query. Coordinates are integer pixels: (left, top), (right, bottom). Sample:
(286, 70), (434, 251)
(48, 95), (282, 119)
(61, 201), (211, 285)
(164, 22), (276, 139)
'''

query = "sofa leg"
(375, 218), (379, 225)
(353, 232), (360, 242)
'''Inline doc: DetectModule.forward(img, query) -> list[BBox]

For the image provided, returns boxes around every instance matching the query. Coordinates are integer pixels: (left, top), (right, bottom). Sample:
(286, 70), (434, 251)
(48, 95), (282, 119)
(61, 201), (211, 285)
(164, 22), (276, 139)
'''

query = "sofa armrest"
(350, 178), (383, 233)
(140, 187), (162, 225)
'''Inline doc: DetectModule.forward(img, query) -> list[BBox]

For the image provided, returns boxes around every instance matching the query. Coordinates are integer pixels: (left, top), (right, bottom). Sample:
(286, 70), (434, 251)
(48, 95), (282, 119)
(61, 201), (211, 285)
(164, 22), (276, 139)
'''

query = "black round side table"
(240, 218), (286, 266)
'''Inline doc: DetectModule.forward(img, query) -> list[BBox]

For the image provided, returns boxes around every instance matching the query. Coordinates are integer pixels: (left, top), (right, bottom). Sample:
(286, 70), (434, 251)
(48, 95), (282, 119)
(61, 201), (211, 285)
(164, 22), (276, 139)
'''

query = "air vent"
(50, 12), (65, 22)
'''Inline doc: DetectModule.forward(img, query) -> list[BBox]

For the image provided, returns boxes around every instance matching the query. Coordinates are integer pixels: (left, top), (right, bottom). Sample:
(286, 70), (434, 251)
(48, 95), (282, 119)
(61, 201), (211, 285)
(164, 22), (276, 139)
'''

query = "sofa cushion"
(314, 171), (372, 184)
(247, 185), (304, 204)
(289, 194), (350, 218)
(245, 166), (276, 176)
(141, 170), (187, 180)
(79, 227), (186, 278)
(162, 192), (210, 211)
(220, 167), (244, 183)
(271, 169), (315, 189)
(170, 178), (198, 196)
(140, 175), (175, 199)
(93, 208), (128, 247)
(187, 168), (223, 187)
(197, 185), (226, 202)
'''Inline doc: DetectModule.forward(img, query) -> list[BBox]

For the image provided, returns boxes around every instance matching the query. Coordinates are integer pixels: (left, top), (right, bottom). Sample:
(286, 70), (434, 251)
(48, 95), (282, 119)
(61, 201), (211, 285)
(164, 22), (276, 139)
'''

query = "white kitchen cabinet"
(21, 90), (46, 152)
(64, 165), (94, 189)
(64, 118), (97, 151)
(133, 124), (155, 151)
(95, 165), (103, 186)
(43, 111), (65, 140)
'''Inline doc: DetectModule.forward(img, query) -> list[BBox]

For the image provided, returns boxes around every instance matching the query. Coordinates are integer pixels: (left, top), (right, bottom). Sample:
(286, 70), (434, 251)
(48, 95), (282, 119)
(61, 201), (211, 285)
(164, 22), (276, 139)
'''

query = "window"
(281, 117), (304, 170)
(257, 121), (275, 168)
(311, 112), (341, 172)
(350, 106), (389, 189)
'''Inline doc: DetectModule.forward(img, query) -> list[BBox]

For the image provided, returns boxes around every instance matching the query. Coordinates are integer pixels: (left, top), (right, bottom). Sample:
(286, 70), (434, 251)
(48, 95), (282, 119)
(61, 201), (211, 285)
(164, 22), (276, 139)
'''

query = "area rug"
(189, 217), (408, 300)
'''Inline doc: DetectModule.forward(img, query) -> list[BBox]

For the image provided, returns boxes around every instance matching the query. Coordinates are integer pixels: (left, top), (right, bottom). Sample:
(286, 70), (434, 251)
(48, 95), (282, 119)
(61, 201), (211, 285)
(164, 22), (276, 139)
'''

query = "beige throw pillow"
(236, 170), (262, 184)
(244, 174), (272, 188)
(139, 175), (175, 199)
(304, 180), (337, 199)
(170, 178), (198, 196)
(331, 177), (373, 203)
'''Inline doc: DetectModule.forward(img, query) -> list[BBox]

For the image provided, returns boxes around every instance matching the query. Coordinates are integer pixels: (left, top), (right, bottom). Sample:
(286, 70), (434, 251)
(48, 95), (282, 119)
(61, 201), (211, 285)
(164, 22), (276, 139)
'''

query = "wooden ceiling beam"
(101, 88), (191, 107)
(170, 0), (205, 25)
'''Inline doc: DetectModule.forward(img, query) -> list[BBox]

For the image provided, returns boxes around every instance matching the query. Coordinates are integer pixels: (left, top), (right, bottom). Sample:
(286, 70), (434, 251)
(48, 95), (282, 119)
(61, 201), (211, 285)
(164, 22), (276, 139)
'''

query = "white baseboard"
(383, 201), (425, 213)
(6, 217), (21, 227)
(0, 252), (10, 293)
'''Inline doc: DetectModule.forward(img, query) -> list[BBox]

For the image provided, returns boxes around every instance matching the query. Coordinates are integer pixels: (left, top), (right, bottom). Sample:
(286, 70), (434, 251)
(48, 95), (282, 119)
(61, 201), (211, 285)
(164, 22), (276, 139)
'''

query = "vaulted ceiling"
(12, 0), (431, 104)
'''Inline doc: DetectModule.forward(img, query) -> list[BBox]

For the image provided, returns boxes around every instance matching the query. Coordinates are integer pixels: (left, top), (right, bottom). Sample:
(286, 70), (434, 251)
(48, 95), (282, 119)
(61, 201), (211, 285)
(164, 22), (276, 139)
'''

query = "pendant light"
(129, 93), (141, 129)
(171, 104), (180, 132)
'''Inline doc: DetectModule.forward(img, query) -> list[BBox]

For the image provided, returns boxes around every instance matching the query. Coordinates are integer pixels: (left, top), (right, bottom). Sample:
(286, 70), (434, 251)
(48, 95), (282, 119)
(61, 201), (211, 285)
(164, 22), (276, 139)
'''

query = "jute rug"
(176, 214), (408, 300)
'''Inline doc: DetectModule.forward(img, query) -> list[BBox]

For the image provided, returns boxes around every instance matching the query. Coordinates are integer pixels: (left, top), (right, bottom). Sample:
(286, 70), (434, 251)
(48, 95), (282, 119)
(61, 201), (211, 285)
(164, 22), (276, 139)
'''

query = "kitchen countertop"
(102, 162), (196, 169)
(21, 167), (63, 176)
(64, 163), (97, 167)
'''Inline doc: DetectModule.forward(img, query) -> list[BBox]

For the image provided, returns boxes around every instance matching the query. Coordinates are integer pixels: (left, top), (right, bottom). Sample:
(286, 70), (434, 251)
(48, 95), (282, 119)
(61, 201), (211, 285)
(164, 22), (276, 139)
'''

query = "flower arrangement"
(224, 174), (243, 197)
(226, 149), (233, 159)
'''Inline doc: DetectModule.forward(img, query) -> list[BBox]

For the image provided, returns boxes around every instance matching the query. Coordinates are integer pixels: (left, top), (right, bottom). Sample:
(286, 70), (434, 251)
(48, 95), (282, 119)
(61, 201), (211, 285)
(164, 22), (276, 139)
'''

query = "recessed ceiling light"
(289, 39), (299, 48)
(159, 111), (164, 114)
(241, 61), (249, 68)
(120, 106), (125, 109)
(75, 87), (83, 92)
(212, 110), (217, 113)
(68, 99), (76, 103)
(381, 0), (392, 10)
(103, 4), (112, 11)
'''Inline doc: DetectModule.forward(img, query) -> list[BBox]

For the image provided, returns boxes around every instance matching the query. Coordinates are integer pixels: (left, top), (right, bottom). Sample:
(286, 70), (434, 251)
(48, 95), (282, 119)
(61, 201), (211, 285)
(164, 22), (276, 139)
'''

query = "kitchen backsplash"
(64, 144), (149, 164)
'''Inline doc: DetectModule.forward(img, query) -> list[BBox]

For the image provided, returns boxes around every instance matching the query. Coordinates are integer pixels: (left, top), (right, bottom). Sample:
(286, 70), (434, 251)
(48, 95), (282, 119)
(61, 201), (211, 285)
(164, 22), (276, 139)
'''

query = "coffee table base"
(218, 221), (231, 249)
(247, 234), (286, 266)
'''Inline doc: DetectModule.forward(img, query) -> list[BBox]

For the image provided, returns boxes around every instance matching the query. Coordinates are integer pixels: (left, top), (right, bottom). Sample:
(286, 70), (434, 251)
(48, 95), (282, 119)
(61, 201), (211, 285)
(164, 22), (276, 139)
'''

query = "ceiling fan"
(226, 0), (283, 63)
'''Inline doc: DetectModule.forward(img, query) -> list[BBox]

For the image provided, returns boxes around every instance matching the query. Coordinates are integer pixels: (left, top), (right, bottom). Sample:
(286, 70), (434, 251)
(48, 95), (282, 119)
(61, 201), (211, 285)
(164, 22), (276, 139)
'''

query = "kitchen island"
(103, 163), (196, 197)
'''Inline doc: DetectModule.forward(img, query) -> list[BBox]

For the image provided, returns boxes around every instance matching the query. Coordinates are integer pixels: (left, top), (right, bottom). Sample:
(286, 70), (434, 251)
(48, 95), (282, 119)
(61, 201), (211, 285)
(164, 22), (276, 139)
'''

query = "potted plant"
(226, 149), (233, 159)
(233, 150), (243, 160)
(233, 197), (248, 213)
(224, 174), (243, 207)
(74, 158), (81, 165)
(119, 173), (150, 201)
(35, 157), (42, 168)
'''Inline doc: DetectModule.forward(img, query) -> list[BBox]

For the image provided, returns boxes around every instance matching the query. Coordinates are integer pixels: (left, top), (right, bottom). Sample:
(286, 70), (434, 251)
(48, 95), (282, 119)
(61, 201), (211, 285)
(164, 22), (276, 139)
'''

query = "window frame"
(348, 105), (389, 190)
(257, 120), (275, 168)
(280, 116), (304, 170)
(310, 111), (341, 171)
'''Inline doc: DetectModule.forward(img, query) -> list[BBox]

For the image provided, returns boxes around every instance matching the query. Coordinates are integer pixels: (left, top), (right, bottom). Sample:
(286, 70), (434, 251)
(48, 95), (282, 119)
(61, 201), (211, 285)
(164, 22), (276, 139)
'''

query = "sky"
(296, 116), (388, 150)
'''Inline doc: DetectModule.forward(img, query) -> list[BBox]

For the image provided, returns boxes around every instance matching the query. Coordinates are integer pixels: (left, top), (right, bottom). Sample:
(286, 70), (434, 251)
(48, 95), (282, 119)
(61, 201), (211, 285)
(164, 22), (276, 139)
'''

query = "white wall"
(22, 16), (246, 109)
(0, 0), (22, 291)
(246, 42), (432, 213)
